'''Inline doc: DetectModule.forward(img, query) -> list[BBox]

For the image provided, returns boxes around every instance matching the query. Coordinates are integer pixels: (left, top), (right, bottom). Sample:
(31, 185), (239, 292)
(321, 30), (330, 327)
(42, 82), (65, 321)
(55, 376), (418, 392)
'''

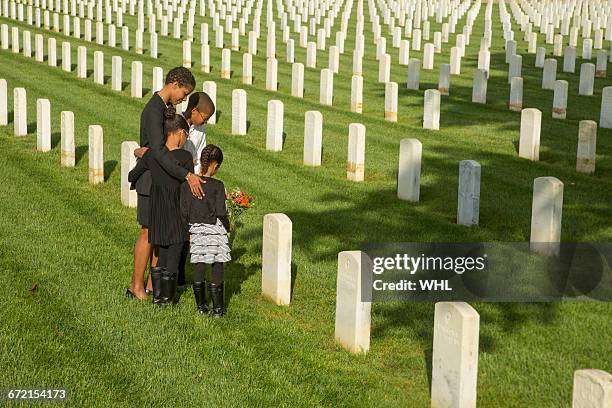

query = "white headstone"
(303, 110), (323, 166)
(0, 79), (6, 126)
(563, 46), (576, 73)
(36, 98), (51, 151)
(60, 110), (75, 166)
(407, 58), (421, 90)
(572, 369), (612, 408)
(202, 81), (216, 124)
(553, 80), (568, 119)
(423, 89), (440, 130)
(519, 108), (542, 160)
(530, 177), (563, 256)
(131, 61), (142, 98)
(334, 251), (372, 354)
(77, 45), (87, 78)
(596, 50), (608, 77)
(266, 100), (283, 152)
(542, 59), (557, 89)
(508, 54), (522, 83)
(535, 47), (546, 68)
(266, 58), (278, 91)
(600, 87), (612, 128)
(152, 67), (163, 94)
(351, 75), (363, 113)
(457, 160), (481, 226)
(221, 48), (231, 79)
(397, 138), (422, 202)
(121, 141), (139, 207)
(291, 62), (304, 98)
(13, 87), (27, 136)
(93, 50), (104, 84)
(472, 69), (487, 104)
(579, 63), (595, 96)
(378, 53), (391, 82)
(306, 41), (317, 68)
(576, 120), (597, 174)
(431, 302), (480, 408)
(262, 213), (293, 305)
(384, 82), (398, 122)
(438, 64), (451, 95)
(423, 43), (435, 70)
(88, 125), (104, 184)
(347, 123), (365, 181)
(231, 89), (247, 135)
(182, 40), (191, 67)
(450, 46), (461, 74)
(320, 69), (333, 106)
(110, 56), (122, 91)
(509, 77), (523, 112)
(61, 41), (70, 71)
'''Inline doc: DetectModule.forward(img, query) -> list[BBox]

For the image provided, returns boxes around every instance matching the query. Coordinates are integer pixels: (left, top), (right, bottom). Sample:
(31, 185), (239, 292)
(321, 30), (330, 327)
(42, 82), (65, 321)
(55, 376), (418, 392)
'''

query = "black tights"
(157, 242), (186, 280)
(193, 262), (224, 285)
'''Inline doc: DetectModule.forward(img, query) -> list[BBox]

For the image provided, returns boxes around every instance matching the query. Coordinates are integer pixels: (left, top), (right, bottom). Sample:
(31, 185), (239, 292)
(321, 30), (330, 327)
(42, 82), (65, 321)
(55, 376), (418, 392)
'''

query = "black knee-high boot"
(151, 267), (163, 305)
(209, 282), (224, 317)
(192, 281), (209, 314)
(160, 268), (177, 306)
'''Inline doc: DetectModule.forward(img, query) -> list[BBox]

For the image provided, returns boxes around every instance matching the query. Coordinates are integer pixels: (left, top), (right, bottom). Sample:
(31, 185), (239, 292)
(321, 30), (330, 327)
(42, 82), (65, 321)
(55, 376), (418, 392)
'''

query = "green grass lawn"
(0, 3), (611, 407)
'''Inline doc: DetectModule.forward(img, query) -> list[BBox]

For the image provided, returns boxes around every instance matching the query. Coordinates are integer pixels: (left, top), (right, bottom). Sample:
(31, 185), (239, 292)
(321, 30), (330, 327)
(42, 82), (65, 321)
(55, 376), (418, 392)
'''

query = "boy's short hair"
(165, 67), (196, 90)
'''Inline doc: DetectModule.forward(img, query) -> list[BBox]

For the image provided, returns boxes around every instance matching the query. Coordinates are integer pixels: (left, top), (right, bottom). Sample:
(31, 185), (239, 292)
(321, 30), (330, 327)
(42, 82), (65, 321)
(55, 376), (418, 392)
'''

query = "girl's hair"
(163, 106), (190, 136)
(200, 144), (224, 174)
(184, 92), (216, 118)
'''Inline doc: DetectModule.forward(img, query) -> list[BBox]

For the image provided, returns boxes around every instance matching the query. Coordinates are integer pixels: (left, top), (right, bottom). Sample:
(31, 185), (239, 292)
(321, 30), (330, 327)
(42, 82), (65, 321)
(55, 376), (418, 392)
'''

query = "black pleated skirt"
(148, 184), (188, 246)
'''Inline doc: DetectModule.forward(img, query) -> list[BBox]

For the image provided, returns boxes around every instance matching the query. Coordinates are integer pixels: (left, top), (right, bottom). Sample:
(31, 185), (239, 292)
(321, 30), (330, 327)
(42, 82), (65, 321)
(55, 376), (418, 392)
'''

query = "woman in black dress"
(129, 107), (193, 306)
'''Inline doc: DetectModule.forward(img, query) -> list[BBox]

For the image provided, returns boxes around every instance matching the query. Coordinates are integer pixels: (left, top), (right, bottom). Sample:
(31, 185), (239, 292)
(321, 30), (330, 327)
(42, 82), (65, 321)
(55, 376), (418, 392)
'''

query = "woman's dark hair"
(163, 106), (190, 136)
(200, 144), (224, 174)
(165, 67), (196, 90)
(184, 92), (216, 118)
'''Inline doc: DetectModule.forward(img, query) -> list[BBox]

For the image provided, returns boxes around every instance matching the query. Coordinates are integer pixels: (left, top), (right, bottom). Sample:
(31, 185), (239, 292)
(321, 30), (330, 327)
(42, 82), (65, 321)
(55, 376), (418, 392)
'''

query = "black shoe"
(209, 282), (224, 318)
(126, 288), (137, 299)
(160, 268), (177, 306)
(151, 267), (163, 305)
(192, 281), (209, 314)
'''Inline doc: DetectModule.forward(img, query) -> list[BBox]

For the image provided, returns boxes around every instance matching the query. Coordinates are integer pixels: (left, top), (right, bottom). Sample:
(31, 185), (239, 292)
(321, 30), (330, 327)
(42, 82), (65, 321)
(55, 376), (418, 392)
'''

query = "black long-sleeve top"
(180, 177), (230, 231)
(136, 93), (190, 195)
(129, 148), (194, 188)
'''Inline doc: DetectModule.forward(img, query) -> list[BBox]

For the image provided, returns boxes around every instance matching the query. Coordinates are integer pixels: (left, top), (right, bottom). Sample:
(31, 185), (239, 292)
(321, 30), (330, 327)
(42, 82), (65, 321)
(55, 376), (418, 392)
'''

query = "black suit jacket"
(135, 93), (190, 195)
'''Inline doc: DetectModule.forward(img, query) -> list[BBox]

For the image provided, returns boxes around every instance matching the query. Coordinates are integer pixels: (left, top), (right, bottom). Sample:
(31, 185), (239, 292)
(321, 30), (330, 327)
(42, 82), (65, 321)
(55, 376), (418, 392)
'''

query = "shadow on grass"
(104, 160), (118, 181)
(75, 145), (88, 165)
(51, 131), (61, 149)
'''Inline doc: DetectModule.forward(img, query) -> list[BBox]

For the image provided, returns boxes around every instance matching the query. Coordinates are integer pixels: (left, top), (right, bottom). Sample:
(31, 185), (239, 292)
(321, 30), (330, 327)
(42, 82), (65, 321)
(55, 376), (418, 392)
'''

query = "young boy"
(182, 92), (216, 174)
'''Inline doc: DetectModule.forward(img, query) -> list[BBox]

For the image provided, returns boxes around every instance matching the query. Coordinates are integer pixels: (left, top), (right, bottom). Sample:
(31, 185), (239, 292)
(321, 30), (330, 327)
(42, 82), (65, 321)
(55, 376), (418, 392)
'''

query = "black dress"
(129, 147), (194, 246)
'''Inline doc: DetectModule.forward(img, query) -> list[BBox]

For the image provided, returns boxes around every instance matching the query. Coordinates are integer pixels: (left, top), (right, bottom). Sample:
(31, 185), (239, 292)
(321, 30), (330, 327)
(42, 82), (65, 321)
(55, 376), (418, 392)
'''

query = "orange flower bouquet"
(226, 189), (255, 233)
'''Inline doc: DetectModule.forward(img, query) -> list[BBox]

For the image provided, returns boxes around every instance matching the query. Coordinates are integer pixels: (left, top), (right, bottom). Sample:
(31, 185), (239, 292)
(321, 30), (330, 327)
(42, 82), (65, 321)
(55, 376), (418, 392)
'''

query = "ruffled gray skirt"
(189, 219), (232, 264)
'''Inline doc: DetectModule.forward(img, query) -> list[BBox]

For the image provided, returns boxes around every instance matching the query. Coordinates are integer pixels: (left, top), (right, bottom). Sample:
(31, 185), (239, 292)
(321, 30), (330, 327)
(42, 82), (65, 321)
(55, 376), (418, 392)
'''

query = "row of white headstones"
(4, 17), (612, 140)
(1, 13), (607, 237)
(4, 0), (612, 133)
(2, 77), (611, 407)
(0, 10), (606, 222)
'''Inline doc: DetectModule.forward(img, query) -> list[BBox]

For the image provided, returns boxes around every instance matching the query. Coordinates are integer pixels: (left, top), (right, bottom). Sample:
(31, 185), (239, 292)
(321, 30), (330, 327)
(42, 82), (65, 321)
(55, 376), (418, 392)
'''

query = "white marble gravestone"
(304, 111), (323, 166)
(121, 141), (138, 207)
(334, 251), (372, 354)
(262, 213), (292, 305)
(397, 138), (422, 202)
(431, 302), (480, 408)
(530, 177), (563, 256)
